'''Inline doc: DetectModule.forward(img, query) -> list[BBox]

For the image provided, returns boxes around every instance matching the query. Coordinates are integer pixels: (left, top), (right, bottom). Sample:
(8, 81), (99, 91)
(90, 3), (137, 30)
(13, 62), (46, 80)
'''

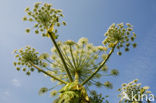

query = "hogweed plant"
(12, 2), (152, 103)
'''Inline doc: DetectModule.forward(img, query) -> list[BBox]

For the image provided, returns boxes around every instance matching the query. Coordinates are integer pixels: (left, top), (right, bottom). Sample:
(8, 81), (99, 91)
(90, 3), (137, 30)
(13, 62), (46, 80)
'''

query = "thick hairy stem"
(30, 63), (67, 84)
(48, 32), (73, 82)
(81, 41), (118, 85)
(74, 72), (79, 83)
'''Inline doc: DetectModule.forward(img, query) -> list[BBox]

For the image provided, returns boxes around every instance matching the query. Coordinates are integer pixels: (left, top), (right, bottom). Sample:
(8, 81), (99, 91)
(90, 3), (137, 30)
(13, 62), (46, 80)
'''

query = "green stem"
(62, 47), (75, 69)
(30, 63), (67, 84)
(48, 32), (73, 82)
(74, 72), (79, 83)
(69, 45), (77, 69)
(81, 41), (118, 85)
(77, 50), (84, 68)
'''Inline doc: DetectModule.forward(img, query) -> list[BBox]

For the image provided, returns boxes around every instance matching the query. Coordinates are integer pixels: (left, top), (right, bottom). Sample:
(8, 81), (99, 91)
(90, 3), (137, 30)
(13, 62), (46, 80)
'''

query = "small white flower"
(143, 86), (150, 90)
(64, 40), (75, 45)
(137, 83), (142, 86)
(146, 91), (151, 94)
(86, 44), (93, 50)
(51, 47), (57, 52)
(78, 37), (88, 45)
(97, 46), (107, 51)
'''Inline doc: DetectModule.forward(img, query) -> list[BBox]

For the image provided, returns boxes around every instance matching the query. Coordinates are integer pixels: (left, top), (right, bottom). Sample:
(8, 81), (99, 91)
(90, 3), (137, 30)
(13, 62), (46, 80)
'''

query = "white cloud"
(11, 79), (21, 87)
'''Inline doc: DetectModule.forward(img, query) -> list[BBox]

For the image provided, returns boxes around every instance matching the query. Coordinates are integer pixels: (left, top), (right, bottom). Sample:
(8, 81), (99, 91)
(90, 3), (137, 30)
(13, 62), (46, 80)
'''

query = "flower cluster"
(39, 87), (48, 96)
(89, 90), (109, 103)
(13, 46), (46, 75)
(118, 79), (152, 102)
(104, 81), (113, 89)
(23, 2), (66, 37)
(103, 23), (137, 56)
(50, 37), (118, 88)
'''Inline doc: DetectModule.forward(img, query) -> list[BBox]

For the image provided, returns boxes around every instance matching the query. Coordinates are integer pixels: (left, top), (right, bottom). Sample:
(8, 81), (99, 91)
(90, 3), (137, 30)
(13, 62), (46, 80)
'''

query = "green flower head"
(13, 46), (46, 75)
(23, 2), (66, 37)
(103, 23), (137, 55)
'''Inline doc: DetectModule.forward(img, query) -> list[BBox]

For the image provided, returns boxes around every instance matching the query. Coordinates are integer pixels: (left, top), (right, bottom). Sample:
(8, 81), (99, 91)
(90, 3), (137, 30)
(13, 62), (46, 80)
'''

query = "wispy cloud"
(11, 79), (21, 87)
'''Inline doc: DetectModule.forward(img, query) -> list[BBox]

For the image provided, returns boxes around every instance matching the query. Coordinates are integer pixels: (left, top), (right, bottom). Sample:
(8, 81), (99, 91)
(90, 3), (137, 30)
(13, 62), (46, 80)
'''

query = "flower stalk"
(30, 62), (67, 84)
(69, 45), (77, 69)
(81, 41), (118, 85)
(48, 31), (73, 82)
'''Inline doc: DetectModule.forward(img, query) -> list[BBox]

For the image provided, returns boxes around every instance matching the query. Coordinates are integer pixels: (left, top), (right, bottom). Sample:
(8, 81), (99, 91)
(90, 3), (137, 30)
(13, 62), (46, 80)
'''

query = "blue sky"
(0, 0), (156, 103)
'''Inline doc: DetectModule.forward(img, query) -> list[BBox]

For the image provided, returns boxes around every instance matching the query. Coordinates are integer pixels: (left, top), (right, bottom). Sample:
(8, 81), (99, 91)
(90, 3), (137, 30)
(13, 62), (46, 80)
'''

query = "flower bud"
(25, 28), (30, 33)
(117, 51), (122, 56)
(26, 71), (31, 76)
(23, 68), (27, 72)
(22, 16), (27, 21)
(35, 30), (39, 34)
(111, 69), (119, 76)
(125, 48), (129, 52)
(133, 43), (137, 48)
(16, 67), (20, 71)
